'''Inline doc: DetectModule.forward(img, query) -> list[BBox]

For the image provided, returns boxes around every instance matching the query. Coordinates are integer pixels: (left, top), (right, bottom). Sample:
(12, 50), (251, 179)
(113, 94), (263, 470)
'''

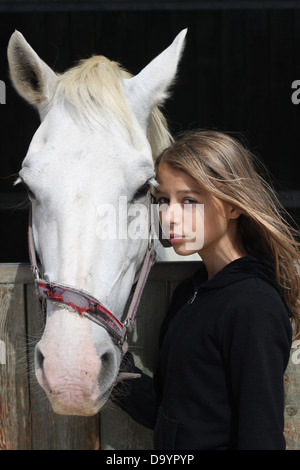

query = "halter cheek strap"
(28, 195), (156, 365)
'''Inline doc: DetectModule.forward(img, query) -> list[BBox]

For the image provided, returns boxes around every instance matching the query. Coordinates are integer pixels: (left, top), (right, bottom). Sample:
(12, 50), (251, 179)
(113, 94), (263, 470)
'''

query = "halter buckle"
(33, 266), (40, 280)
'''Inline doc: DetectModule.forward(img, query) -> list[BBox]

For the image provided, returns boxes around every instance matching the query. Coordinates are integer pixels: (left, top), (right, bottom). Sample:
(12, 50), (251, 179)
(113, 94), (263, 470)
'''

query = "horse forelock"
(55, 55), (172, 157)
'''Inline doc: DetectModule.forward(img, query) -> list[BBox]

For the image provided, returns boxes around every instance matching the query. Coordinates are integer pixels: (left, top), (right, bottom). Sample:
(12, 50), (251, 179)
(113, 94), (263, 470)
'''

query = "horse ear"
(124, 29), (187, 130)
(7, 30), (57, 108)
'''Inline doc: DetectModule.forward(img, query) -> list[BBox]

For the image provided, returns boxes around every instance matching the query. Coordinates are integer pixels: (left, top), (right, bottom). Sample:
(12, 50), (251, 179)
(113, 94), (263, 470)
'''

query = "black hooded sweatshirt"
(116, 254), (292, 450)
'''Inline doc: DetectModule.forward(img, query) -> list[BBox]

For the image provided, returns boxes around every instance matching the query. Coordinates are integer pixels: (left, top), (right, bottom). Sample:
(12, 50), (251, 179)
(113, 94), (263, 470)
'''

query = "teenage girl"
(115, 130), (300, 450)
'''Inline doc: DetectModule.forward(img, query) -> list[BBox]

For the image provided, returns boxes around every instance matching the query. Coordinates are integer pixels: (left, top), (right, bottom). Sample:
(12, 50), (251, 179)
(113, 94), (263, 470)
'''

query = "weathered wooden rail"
(1, 262), (300, 450)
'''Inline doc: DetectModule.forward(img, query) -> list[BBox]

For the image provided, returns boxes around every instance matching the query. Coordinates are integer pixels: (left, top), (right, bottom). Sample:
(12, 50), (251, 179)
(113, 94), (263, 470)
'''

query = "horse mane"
(55, 55), (173, 158)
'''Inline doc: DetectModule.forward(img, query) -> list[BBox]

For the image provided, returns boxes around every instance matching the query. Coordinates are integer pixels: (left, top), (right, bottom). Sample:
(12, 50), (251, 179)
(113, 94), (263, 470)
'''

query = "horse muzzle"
(34, 308), (119, 416)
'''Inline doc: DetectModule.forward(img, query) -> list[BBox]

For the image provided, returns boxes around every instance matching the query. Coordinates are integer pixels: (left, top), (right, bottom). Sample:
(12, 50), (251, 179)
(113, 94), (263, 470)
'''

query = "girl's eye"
(182, 198), (197, 205)
(157, 197), (169, 206)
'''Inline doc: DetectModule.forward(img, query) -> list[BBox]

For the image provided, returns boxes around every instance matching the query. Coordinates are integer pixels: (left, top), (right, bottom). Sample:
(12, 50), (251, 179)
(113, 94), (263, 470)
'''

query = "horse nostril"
(99, 350), (114, 381)
(35, 345), (45, 370)
(102, 352), (109, 365)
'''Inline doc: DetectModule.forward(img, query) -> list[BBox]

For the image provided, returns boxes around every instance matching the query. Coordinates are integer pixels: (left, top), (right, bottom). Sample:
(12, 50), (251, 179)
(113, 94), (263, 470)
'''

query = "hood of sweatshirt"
(194, 252), (279, 292)
(192, 252), (292, 316)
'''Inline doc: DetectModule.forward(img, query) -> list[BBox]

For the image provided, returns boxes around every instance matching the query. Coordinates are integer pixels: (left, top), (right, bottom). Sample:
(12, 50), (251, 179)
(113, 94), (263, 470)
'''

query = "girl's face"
(155, 163), (240, 258)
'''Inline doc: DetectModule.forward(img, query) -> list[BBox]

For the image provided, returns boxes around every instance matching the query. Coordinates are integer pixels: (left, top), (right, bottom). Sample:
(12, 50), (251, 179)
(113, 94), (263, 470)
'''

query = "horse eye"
(133, 182), (150, 201)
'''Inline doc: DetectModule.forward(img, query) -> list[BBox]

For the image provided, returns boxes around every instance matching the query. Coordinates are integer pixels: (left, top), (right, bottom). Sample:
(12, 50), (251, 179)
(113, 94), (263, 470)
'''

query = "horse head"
(7, 29), (186, 415)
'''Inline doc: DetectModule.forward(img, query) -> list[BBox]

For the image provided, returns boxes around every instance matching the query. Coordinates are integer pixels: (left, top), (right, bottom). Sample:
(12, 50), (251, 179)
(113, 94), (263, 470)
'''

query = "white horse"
(8, 29), (188, 416)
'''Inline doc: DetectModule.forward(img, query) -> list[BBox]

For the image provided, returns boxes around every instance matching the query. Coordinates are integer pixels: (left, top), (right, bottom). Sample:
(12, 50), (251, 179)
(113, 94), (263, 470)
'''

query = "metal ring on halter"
(148, 227), (154, 250)
(148, 193), (155, 250)
(34, 266), (40, 280)
(123, 318), (133, 334)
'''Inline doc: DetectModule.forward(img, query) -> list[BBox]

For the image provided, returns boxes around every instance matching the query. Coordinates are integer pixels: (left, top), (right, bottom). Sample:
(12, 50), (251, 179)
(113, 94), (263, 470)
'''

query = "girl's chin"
(171, 239), (201, 256)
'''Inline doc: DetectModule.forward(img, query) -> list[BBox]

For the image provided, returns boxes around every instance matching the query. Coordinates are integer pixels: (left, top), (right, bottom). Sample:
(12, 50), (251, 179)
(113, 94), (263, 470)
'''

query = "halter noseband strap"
(28, 196), (156, 356)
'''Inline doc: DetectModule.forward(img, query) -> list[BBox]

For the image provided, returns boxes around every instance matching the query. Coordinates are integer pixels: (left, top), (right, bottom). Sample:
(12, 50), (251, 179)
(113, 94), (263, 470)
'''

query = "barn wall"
(0, 8), (300, 262)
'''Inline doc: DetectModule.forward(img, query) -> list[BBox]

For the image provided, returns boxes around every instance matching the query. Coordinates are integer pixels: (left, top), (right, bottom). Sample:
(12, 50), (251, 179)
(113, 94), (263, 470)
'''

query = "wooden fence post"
(0, 280), (31, 449)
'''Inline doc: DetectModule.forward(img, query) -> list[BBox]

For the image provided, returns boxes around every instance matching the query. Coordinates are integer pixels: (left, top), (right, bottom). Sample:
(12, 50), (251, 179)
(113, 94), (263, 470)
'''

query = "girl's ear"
(229, 205), (243, 220)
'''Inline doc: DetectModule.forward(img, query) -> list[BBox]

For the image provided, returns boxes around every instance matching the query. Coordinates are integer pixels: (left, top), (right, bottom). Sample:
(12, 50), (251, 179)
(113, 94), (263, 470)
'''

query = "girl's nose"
(160, 202), (182, 226)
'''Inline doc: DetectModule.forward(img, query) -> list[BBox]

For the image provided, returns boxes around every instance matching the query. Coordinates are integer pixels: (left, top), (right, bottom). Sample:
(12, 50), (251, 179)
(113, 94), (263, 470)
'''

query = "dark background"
(1, 0), (300, 262)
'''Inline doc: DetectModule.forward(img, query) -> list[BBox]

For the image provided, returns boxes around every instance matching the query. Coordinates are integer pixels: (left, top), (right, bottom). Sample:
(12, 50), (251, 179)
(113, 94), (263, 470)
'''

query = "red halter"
(28, 198), (156, 354)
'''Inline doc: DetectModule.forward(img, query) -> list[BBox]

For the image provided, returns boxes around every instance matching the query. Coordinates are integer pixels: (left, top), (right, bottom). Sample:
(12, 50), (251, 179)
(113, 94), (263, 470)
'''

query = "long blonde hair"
(156, 130), (300, 339)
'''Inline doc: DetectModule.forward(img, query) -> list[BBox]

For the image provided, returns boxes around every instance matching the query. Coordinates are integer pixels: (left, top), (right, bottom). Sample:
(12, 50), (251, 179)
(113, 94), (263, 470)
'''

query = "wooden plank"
(0, 283), (31, 449)
(0, 264), (35, 284)
(0, 261), (202, 284)
(149, 261), (202, 281)
(284, 346), (300, 450)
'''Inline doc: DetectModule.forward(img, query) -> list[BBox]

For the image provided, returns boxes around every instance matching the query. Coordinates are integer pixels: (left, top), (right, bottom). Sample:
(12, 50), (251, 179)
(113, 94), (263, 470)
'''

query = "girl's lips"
(169, 234), (186, 244)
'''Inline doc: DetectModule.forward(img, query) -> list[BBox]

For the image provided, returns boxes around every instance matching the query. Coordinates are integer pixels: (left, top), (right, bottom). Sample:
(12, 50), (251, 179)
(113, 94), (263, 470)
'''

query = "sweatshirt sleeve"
(223, 290), (292, 450)
(112, 351), (159, 429)
(111, 279), (191, 430)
